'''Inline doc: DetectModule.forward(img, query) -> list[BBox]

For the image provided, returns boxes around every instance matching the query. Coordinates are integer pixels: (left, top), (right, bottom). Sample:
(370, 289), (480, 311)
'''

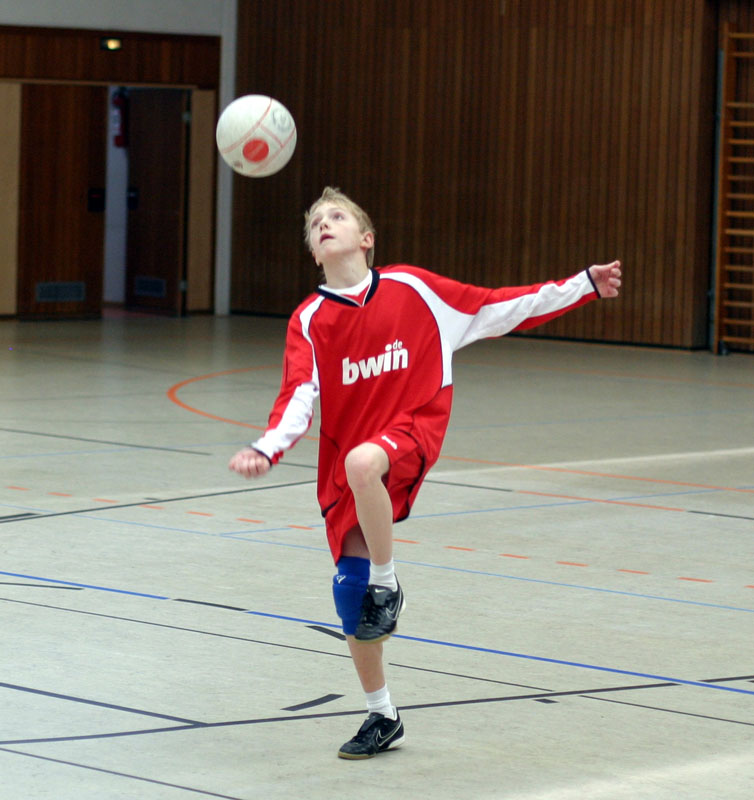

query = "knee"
(344, 444), (387, 493)
(333, 557), (369, 634)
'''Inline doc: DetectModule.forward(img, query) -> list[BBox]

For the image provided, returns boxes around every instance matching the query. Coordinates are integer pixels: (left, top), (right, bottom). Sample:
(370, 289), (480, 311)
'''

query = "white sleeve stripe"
(252, 296), (323, 460)
(252, 380), (319, 458)
(457, 272), (593, 346)
(381, 270), (594, 387)
(299, 295), (324, 388)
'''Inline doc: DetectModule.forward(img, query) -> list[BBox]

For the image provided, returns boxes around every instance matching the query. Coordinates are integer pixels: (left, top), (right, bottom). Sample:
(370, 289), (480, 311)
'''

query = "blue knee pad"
(333, 556), (369, 635)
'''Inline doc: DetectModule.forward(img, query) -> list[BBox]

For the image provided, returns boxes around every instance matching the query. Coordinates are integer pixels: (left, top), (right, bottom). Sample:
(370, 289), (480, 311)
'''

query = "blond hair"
(304, 187), (376, 267)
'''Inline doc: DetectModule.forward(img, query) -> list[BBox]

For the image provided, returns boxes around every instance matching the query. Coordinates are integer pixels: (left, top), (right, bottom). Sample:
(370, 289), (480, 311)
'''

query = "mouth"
(320, 234), (334, 244)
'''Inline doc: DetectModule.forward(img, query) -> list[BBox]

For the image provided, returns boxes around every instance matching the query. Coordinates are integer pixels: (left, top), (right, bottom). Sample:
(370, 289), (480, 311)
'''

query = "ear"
(361, 230), (374, 249)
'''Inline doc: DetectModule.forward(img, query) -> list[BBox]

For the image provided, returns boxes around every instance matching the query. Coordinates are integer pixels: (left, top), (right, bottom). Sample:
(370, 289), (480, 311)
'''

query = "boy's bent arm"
(234, 307), (320, 471)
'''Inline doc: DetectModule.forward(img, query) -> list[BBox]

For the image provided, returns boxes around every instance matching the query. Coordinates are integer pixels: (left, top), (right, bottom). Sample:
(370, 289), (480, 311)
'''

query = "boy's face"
(308, 202), (373, 266)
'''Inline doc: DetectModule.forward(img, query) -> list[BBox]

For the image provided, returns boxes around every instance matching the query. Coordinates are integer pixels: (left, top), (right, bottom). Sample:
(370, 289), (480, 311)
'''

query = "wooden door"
(125, 89), (189, 315)
(17, 84), (107, 318)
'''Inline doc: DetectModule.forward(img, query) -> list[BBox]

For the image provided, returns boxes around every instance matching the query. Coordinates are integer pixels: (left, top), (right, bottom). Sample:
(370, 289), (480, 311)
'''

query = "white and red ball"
(216, 94), (297, 177)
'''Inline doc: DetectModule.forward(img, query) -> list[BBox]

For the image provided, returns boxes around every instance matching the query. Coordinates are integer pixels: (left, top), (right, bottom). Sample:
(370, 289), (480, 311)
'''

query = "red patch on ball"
(243, 138), (270, 163)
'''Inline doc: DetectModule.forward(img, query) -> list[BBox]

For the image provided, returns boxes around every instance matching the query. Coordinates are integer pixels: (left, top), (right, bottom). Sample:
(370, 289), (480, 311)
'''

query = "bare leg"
(345, 636), (385, 693)
(344, 443), (392, 565)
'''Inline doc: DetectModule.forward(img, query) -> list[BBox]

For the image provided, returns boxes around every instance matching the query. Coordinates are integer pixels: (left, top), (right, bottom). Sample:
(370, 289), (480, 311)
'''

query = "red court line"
(167, 371), (750, 495)
(445, 545), (476, 551)
(7, 486), (30, 491)
(678, 577), (715, 583)
(516, 489), (687, 512)
(288, 524), (313, 530)
(557, 561), (589, 567)
(500, 553), (530, 559)
(166, 367), (313, 441)
(237, 517), (264, 523)
(618, 569), (650, 575)
(440, 455), (754, 494)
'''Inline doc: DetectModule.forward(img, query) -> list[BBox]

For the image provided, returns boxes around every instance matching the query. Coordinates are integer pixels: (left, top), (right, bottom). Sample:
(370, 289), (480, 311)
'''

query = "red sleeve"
(380, 265), (599, 349)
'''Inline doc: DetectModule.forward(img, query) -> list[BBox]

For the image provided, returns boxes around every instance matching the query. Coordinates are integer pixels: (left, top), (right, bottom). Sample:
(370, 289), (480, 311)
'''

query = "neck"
(321, 256), (370, 289)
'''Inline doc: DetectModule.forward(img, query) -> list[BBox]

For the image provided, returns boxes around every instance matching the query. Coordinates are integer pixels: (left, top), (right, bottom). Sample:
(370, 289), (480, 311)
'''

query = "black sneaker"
(337, 712), (405, 759)
(354, 583), (406, 642)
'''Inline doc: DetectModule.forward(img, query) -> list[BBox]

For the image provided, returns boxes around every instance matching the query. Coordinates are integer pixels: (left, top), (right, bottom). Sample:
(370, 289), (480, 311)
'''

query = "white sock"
(369, 559), (398, 591)
(365, 685), (397, 720)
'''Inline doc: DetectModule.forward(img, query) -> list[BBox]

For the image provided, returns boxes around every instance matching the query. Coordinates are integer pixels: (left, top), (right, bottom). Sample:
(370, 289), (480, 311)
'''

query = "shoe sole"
(337, 733), (406, 760)
(353, 596), (407, 644)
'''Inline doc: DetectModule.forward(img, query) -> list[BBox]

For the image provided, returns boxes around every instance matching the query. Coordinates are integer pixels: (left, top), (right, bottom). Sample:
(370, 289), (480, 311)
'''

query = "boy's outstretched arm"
(588, 261), (622, 298)
(229, 447), (272, 479)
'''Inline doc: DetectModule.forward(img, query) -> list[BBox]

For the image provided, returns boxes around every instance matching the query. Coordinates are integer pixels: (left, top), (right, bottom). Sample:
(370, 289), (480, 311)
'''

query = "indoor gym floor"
(0, 313), (752, 800)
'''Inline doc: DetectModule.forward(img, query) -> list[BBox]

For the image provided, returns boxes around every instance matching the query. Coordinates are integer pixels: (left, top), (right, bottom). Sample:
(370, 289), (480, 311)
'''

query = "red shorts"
(323, 427), (427, 563)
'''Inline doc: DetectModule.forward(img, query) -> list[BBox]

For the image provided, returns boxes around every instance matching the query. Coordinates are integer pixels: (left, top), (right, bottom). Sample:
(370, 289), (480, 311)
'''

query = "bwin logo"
(342, 340), (409, 385)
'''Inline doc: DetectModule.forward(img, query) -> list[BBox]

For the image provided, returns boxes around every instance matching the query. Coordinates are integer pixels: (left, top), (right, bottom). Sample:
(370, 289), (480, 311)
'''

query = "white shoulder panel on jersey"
(380, 271), (473, 389)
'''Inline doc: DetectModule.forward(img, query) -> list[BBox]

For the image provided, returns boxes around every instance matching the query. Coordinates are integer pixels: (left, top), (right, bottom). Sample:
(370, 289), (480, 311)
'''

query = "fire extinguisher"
(111, 88), (129, 148)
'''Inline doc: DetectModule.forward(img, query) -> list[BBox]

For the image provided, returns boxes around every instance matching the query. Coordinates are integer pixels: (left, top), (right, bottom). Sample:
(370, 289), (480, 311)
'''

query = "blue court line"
(390, 632), (754, 697)
(17, 512), (749, 615)
(2, 570), (750, 699)
(0, 571), (169, 600)
(392, 559), (754, 614)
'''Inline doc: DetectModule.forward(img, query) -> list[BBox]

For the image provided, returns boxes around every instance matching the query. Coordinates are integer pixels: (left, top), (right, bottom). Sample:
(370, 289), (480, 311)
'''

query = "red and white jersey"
(252, 265), (598, 528)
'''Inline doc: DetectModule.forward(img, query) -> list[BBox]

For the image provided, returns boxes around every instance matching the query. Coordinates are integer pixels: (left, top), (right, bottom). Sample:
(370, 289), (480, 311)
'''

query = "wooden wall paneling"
(690, 0), (718, 348)
(232, 0), (719, 348)
(674, 1), (693, 347)
(0, 83), (20, 316)
(0, 26), (220, 88)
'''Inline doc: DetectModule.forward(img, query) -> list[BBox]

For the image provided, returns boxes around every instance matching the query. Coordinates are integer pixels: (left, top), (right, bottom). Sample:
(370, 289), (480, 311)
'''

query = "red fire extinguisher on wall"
(111, 88), (129, 148)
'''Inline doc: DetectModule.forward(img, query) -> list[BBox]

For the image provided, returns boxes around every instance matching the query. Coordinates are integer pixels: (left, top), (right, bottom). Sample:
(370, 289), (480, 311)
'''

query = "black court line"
(0, 513), (38, 521)
(282, 693), (344, 712)
(0, 747), (249, 800)
(0, 480), (317, 525)
(425, 478), (515, 493)
(308, 624), (347, 641)
(5, 672), (754, 747)
(582, 695), (754, 727)
(2, 597), (752, 743)
(0, 596), (353, 662)
(0, 682), (204, 725)
(426, 477), (754, 521)
(687, 509), (754, 522)
(388, 661), (550, 692)
(0, 582), (82, 590)
(34, 674), (754, 744)
(5, 595), (754, 699)
(0, 426), (210, 456)
(174, 598), (248, 612)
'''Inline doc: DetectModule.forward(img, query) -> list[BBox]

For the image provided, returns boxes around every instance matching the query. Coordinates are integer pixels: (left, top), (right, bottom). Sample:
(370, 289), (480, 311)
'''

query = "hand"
(229, 447), (272, 479)
(589, 261), (622, 298)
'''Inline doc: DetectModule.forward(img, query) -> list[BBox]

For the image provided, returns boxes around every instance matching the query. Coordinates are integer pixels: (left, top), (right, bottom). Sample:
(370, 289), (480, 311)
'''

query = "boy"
(230, 187), (621, 759)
